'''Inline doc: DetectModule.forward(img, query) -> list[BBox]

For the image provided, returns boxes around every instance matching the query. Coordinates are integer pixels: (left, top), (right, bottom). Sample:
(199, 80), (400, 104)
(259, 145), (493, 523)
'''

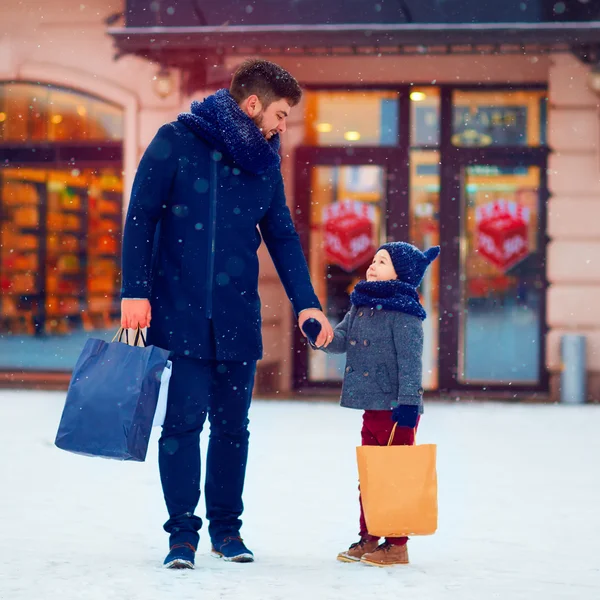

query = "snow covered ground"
(1, 391), (599, 600)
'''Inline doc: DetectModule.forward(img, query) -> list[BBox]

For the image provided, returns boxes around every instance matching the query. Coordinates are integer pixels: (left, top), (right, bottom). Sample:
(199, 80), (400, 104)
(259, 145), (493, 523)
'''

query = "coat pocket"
(375, 363), (393, 394)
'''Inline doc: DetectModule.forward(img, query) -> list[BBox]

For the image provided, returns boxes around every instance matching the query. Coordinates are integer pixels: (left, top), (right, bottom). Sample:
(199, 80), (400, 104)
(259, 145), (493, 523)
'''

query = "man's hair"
(230, 59), (302, 108)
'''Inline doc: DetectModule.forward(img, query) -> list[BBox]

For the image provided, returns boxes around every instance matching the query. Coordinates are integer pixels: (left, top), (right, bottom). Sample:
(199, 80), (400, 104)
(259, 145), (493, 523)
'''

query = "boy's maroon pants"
(358, 409), (419, 546)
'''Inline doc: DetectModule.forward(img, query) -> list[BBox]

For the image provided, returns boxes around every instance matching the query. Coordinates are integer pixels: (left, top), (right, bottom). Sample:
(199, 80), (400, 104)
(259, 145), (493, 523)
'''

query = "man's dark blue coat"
(121, 89), (320, 361)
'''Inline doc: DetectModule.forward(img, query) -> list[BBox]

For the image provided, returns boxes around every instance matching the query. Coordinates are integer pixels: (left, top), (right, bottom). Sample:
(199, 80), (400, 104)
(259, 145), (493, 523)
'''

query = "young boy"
(303, 241), (439, 567)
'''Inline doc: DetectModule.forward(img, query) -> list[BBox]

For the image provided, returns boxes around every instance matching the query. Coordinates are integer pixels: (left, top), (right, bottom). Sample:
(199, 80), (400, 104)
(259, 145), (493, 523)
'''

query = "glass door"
(441, 157), (548, 390)
(408, 149), (441, 390)
(292, 147), (408, 389)
(459, 163), (546, 385)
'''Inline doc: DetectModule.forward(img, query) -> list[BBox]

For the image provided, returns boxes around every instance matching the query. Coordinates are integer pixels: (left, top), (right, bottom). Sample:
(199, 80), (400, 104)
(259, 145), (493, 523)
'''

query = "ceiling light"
(344, 131), (361, 141)
(316, 122), (333, 133)
(410, 91), (427, 102)
(153, 66), (174, 99)
(588, 63), (600, 94)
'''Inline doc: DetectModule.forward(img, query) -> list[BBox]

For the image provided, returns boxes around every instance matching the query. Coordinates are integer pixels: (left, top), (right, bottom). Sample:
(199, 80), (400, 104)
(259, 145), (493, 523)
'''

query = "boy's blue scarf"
(350, 280), (427, 321)
(178, 89), (281, 175)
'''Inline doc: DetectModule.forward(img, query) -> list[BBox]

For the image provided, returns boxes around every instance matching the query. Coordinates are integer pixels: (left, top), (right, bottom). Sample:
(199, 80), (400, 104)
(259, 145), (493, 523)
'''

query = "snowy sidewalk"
(0, 391), (599, 600)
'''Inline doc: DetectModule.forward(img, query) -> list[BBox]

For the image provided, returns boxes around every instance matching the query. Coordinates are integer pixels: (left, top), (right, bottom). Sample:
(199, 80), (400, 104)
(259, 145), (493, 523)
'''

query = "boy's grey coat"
(323, 305), (424, 412)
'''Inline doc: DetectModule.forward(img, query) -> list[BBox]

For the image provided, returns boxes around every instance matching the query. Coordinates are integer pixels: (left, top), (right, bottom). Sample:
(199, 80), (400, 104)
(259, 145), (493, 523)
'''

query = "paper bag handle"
(387, 423), (418, 446)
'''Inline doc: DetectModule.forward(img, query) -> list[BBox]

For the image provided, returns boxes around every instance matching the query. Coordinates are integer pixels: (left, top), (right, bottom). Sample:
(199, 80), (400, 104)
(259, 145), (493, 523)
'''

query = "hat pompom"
(424, 246), (440, 264)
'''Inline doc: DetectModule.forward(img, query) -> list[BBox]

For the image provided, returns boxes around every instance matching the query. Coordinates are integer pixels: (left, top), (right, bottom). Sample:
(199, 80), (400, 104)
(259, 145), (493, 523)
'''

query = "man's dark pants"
(158, 354), (256, 549)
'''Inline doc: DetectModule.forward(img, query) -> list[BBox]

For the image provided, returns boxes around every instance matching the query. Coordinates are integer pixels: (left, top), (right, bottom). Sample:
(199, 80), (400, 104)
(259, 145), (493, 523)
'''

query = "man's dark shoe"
(163, 542), (196, 569)
(211, 536), (254, 563)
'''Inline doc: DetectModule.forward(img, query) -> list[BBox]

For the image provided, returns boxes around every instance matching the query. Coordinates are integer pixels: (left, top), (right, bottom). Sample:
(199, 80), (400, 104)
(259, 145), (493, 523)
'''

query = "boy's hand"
(298, 308), (333, 347)
(121, 298), (152, 329)
(391, 405), (419, 429)
(301, 318), (322, 347)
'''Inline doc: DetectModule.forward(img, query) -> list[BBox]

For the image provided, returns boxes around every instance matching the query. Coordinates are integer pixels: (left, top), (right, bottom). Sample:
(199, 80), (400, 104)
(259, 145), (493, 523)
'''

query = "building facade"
(1, 0), (600, 401)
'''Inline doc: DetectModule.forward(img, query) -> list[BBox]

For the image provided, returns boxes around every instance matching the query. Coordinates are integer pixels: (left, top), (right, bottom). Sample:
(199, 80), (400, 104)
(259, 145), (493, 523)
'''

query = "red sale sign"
(476, 198), (530, 272)
(323, 200), (376, 272)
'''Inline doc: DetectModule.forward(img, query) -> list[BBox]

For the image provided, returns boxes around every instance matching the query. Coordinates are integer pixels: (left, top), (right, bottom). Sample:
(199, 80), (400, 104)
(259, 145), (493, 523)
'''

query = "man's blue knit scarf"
(350, 280), (427, 321)
(177, 89), (281, 175)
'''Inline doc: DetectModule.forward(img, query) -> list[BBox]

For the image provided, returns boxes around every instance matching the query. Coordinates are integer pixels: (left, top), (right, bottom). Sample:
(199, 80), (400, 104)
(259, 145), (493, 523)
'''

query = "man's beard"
(252, 112), (275, 140)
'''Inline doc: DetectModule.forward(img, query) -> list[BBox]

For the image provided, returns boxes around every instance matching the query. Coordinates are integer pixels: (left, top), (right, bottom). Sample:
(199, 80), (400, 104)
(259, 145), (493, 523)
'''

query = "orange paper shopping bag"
(356, 424), (438, 537)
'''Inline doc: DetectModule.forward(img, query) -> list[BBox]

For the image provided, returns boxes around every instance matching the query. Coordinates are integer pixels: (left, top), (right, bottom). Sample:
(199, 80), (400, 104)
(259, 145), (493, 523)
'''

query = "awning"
(108, 21), (600, 61)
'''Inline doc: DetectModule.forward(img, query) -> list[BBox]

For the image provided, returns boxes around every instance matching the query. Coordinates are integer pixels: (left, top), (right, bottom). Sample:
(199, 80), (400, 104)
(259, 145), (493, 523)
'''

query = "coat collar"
(177, 89), (281, 175)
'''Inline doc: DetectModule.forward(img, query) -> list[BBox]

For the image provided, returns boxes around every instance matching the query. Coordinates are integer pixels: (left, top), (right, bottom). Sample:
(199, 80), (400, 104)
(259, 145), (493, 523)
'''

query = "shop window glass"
(0, 84), (124, 372)
(409, 149), (440, 390)
(452, 90), (547, 147)
(0, 82), (123, 143)
(410, 87), (440, 147)
(459, 165), (542, 384)
(0, 168), (123, 372)
(305, 91), (399, 146)
(307, 164), (387, 382)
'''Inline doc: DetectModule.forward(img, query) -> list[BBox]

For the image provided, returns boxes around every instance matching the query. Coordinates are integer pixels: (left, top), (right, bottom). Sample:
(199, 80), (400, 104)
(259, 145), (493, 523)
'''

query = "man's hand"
(121, 299), (152, 330)
(298, 308), (334, 348)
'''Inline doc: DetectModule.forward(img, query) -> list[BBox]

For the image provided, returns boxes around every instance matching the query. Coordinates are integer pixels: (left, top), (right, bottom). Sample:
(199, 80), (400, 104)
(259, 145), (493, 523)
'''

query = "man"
(120, 59), (333, 569)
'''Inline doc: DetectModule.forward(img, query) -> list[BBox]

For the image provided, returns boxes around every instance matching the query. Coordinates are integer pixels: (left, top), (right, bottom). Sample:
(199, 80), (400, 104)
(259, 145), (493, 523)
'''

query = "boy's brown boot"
(360, 541), (409, 567)
(337, 537), (380, 563)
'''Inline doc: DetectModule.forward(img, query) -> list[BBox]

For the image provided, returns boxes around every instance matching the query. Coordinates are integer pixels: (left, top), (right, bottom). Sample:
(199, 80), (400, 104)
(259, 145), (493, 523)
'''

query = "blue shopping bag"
(55, 329), (171, 461)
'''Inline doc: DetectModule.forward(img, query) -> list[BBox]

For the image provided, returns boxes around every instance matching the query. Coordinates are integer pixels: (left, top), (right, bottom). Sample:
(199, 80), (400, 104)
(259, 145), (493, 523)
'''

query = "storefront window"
(410, 88), (547, 148)
(296, 85), (548, 393)
(411, 88), (440, 147)
(307, 164), (386, 382)
(452, 90), (547, 147)
(305, 90), (399, 146)
(409, 150), (440, 390)
(0, 83), (123, 373)
(0, 82), (124, 142)
(0, 168), (122, 371)
(459, 165), (542, 384)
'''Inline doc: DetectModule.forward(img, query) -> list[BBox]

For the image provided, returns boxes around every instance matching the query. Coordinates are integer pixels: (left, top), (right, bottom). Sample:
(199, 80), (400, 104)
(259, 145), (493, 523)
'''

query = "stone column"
(547, 54), (600, 401)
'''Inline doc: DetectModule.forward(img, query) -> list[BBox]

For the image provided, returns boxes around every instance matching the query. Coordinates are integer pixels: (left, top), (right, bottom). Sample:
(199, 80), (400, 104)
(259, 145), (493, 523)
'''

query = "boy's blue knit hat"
(378, 242), (440, 287)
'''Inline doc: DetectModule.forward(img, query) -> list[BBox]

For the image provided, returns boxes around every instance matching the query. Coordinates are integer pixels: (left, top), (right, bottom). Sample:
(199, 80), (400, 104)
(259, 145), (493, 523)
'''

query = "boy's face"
(366, 250), (397, 282)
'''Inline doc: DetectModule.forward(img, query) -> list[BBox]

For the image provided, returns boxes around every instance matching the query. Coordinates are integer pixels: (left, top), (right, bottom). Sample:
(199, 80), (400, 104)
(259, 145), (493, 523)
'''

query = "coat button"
(358, 311), (364, 317)
(418, 387), (424, 395)
(349, 339), (357, 346)
(370, 309), (375, 317)
(346, 366), (353, 373)
(363, 340), (370, 347)
(363, 371), (369, 377)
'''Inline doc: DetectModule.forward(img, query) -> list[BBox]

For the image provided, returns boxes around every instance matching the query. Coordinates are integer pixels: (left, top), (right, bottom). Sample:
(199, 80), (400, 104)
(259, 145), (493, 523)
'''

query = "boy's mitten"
(301, 318), (322, 347)
(391, 404), (419, 428)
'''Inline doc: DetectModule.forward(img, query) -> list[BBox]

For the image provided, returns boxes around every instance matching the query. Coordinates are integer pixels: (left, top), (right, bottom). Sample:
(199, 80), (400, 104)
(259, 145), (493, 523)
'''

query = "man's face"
(245, 96), (292, 140)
